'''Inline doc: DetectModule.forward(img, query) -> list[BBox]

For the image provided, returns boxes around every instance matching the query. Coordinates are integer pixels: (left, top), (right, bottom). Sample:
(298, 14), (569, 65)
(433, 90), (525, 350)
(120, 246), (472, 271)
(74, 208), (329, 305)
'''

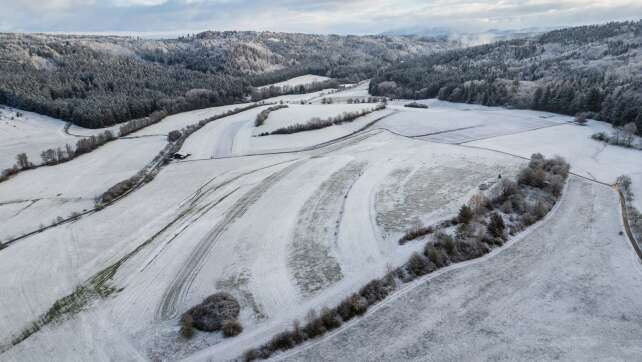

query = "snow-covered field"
(0, 136), (166, 241)
(258, 75), (331, 90)
(0, 107), (83, 170)
(466, 119), (642, 210)
(254, 103), (383, 134)
(278, 177), (642, 361)
(2, 94), (642, 362)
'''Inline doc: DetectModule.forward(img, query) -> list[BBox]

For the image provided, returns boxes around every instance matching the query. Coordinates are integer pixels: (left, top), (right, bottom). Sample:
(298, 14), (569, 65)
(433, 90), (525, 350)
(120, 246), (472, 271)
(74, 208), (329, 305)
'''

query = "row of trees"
(1, 130), (117, 183)
(250, 80), (340, 101)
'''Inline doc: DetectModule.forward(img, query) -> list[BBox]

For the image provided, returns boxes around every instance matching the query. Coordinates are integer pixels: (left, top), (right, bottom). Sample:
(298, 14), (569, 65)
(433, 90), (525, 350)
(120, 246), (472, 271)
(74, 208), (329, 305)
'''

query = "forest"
(370, 21), (642, 134)
(0, 32), (446, 128)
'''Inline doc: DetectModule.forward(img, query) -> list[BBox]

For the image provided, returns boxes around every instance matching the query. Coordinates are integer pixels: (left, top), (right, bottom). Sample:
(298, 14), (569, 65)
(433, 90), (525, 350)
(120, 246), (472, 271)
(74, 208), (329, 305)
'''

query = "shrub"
(180, 314), (194, 339)
(457, 205), (474, 224)
(222, 319), (243, 337)
(424, 245), (447, 267)
(359, 278), (392, 305)
(404, 102), (429, 109)
(168, 130), (182, 142)
(302, 310), (327, 338)
(267, 103), (385, 135)
(183, 292), (240, 332)
(320, 307), (342, 329)
(337, 294), (368, 321)
(399, 225), (434, 244)
(487, 212), (505, 238)
(406, 252), (431, 277)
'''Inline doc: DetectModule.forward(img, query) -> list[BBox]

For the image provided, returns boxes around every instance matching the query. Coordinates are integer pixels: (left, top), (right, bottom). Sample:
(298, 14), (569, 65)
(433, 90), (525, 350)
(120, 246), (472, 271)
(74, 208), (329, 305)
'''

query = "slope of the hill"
(0, 32), (448, 128)
(277, 177), (642, 361)
(371, 20), (642, 134)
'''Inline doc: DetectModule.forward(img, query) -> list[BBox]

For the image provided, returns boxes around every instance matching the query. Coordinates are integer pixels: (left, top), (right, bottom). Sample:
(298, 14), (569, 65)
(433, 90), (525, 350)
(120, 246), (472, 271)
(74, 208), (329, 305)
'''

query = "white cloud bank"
(0, 0), (640, 35)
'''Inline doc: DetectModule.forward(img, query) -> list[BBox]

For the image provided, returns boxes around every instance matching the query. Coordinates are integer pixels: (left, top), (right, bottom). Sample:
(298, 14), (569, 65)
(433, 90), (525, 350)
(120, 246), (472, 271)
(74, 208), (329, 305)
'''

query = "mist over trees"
(0, 32), (445, 129)
(370, 21), (642, 134)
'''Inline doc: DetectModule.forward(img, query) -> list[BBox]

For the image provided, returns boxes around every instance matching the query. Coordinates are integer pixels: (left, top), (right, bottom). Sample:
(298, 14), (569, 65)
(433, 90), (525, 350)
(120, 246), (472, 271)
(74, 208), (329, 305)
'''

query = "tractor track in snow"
(175, 111), (398, 162)
(156, 160), (306, 320)
(289, 161), (367, 296)
(157, 117), (389, 319)
(271, 176), (576, 361)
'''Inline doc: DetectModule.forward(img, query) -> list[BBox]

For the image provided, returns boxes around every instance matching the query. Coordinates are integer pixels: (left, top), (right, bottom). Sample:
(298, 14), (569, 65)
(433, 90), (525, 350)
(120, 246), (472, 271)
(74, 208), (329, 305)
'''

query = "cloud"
(0, 0), (640, 35)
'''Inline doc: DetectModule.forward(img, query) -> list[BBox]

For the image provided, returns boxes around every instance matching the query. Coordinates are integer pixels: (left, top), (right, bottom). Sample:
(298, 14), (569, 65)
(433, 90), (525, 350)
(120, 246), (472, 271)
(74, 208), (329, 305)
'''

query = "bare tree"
(16, 153), (31, 169)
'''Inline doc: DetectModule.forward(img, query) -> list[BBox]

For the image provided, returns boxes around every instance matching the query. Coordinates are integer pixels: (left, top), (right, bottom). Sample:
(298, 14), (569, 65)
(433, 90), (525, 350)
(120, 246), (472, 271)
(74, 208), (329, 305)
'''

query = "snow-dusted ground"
(135, 104), (251, 136)
(382, 99), (569, 142)
(313, 81), (371, 102)
(258, 75), (331, 90)
(466, 119), (642, 210)
(2, 96), (641, 362)
(254, 103), (383, 134)
(0, 107), (83, 170)
(278, 177), (642, 361)
(0, 136), (166, 241)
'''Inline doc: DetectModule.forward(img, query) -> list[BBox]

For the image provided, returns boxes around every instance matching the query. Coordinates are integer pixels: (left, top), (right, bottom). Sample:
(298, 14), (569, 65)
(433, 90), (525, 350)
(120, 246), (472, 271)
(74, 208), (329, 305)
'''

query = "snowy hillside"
(1, 76), (642, 362)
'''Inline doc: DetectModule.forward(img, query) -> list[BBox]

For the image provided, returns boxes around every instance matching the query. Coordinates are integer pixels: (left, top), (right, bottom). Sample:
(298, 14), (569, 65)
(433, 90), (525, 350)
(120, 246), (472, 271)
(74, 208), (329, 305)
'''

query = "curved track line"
(156, 161), (305, 320)
(269, 177), (575, 362)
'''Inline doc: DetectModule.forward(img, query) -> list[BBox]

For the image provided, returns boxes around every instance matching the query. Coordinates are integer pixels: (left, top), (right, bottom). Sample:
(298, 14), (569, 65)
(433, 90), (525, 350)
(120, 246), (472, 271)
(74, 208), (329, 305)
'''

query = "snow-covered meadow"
(258, 75), (331, 90)
(2, 82), (642, 362)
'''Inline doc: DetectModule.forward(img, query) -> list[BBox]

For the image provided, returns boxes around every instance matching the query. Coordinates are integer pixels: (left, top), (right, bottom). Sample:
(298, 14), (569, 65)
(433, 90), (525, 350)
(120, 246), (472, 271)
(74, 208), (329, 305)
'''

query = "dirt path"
(276, 177), (642, 361)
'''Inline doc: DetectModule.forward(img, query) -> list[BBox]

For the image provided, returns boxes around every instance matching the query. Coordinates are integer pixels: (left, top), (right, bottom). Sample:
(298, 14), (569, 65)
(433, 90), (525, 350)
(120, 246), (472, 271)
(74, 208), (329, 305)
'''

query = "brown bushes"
(243, 154), (570, 361)
(184, 293), (240, 332)
(266, 103), (386, 135)
(255, 105), (288, 127)
(398, 225), (434, 244)
(180, 314), (194, 339)
(222, 320), (243, 337)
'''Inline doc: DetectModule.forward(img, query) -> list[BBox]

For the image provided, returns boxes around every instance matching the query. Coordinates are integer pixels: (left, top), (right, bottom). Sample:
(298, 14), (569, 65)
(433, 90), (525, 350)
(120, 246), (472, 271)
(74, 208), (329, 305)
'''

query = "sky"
(1, 0), (641, 36)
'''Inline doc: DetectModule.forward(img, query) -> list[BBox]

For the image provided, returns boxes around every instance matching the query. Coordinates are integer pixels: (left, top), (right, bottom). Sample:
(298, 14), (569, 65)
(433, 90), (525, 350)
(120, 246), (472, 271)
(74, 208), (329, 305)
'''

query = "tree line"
(370, 20), (642, 135)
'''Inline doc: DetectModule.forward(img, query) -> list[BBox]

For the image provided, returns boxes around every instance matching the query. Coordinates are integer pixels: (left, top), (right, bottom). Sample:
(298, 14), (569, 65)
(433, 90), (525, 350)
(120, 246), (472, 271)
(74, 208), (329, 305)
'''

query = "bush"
(255, 105), (288, 127)
(183, 293), (240, 332)
(337, 294), (368, 321)
(168, 130), (182, 142)
(404, 102), (429, 109)
(406, 252), (431, 277)
(359, 278), (393, 305)
(398, 225), (434, 244)
(222, 319), (243, 337)
(457, 205), (474, 224)
(302, 310), (327, 339)
(180, 314), (194, 339)
(487, 212), (506, 238)
(424, 245), (447, 267)
(267, 103), (385, 135)
(320, 307), (342, 329)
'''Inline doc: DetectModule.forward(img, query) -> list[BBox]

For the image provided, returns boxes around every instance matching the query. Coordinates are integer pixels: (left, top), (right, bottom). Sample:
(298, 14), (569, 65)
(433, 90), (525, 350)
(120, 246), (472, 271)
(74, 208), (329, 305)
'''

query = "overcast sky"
(1, 0), (641, 36)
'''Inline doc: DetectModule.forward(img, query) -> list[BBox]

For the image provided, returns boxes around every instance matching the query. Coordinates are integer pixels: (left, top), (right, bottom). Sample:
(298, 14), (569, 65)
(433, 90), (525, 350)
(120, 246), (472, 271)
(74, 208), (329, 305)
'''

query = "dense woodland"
(370, 21), (642, 134)
(0, 32), (446, 128)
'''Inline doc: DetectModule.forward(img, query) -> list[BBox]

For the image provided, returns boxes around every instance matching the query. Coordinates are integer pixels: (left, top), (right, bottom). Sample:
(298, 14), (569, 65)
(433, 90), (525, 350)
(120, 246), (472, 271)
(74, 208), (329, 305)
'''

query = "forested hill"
(370, 20), (642, 134)
(0, 32), (448, 128)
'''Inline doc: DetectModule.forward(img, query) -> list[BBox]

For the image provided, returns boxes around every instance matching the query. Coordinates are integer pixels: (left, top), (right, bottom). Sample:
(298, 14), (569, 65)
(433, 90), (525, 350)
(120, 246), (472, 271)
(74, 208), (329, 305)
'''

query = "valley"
(1, 76), (641, 361)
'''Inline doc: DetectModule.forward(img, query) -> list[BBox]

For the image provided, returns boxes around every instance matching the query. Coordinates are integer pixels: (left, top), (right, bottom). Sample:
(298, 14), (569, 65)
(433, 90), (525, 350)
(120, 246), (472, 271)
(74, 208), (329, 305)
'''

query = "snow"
(134, 104), (251, 136)
(381, 99), (569, 143)
(466, 119), (642, 210)
(254, 103), (383, 134)
(0, 136), (166, 241)
(276, 177), (642, 361)
(0, 107), (81, 170)
(258, 75), (331, 90)
(2, 96), (641, 362)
